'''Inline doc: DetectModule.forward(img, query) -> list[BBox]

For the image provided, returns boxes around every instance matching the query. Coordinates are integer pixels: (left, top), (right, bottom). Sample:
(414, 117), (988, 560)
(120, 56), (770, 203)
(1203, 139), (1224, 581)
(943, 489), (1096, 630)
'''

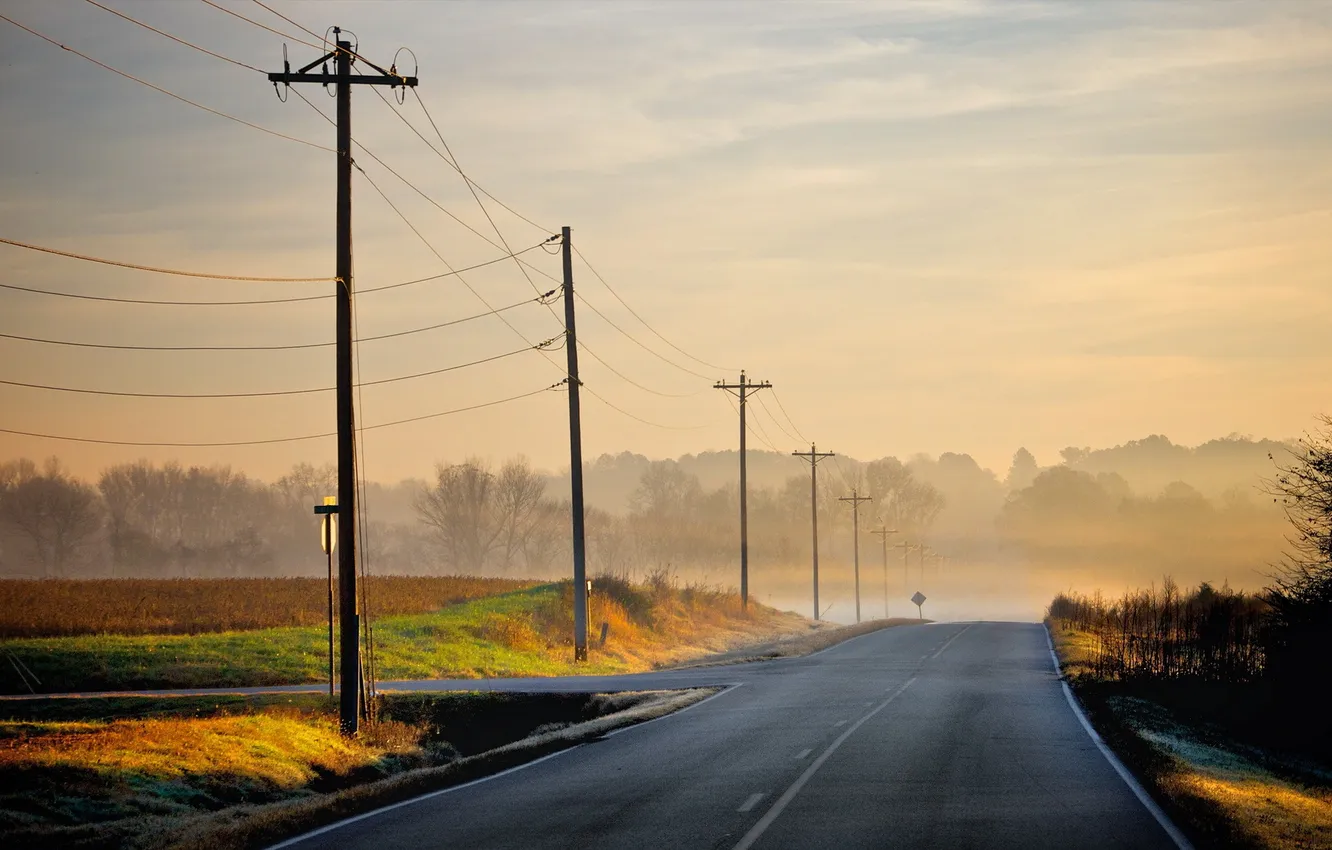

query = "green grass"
(0, 585), (632, 694)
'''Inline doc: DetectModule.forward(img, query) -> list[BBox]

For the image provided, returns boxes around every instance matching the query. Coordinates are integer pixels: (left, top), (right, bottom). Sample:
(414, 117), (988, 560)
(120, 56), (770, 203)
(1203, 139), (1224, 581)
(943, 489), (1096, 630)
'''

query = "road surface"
(274, 622), (1182, 850)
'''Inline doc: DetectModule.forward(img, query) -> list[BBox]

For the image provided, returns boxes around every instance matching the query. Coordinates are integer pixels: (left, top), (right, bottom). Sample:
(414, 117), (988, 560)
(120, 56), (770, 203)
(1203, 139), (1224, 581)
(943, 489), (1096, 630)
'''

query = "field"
(0, 577), (815, 694)
(0, 576), (540, 638)
(1048, 622), (1332, 849)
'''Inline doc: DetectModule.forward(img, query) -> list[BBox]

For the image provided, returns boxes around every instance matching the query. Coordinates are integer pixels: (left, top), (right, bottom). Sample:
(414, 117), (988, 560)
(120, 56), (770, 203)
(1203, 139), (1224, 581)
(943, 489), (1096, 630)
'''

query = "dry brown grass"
(0, 576), (539, 638)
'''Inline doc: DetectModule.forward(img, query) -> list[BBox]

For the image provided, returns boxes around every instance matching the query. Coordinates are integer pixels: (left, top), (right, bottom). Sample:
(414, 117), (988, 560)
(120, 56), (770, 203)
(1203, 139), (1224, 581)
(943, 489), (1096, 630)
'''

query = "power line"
(723, 390), (779, 452)
(303, 88), (704, 428)
(573, 246), (735, 373)
(0, 11), (331, 152)
(249, 0), (324, 44)
(746, 397), (785, 452)
(0, 236), (329, 283)
(0, 383), (561, 448)
(84, 0), (264, 74)
(351, 156), (566, 372)
(0, 293), (548, 352)
(197, 0), (324, 52)
(582, 384), (711, 431)
(374, 65), (731, 389)
(372, 86), (549, 235)
(573, 291), (713, 381)
(295, 88), (559, 285)
(576, 340), (703, 399)
(0, 337), (555, 399)
(0, 244), (550, 306)
(769, 388), (809, 444)
(755, 394), (800, 445)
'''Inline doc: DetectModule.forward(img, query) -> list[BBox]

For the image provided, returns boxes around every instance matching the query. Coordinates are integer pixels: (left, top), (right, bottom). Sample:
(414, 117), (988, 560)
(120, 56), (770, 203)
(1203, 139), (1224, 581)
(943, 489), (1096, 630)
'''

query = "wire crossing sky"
(2, 1), (1331, 483)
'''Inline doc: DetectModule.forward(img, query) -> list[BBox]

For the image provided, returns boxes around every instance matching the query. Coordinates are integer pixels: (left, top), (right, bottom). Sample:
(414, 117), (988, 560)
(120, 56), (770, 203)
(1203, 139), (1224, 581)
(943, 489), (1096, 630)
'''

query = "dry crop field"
(0, 576), (539, 638)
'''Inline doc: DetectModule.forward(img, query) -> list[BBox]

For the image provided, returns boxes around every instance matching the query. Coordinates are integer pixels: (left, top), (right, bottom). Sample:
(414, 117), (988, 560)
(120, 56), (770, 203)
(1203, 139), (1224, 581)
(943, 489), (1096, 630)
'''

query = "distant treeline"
(1048, 417), (1332, 756)
(0, 433), (1293, 587)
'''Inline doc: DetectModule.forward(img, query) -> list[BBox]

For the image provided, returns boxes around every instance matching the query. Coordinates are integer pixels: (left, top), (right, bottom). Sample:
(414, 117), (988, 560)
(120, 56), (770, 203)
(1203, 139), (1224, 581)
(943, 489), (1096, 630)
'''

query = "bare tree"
(492, 456), (547, 573)
(1, 457), (101, 577)
(415, 458), (501, 573)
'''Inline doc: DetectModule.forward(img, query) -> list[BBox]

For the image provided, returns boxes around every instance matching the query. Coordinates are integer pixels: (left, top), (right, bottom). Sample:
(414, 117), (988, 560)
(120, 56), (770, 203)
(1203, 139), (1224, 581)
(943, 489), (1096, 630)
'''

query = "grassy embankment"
(0, 689), (713, 850)
(1, 577), (813, 694)
(1048, 620), (1332, 849)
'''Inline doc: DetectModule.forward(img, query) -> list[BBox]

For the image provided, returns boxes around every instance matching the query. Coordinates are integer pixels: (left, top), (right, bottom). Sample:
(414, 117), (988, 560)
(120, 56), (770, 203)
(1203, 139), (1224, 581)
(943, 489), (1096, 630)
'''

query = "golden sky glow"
(2, 0), (1331, 483)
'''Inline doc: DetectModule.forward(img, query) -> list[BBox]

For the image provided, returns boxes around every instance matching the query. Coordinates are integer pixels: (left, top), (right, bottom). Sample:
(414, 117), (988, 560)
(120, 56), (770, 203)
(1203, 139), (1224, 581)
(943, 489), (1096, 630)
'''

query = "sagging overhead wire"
(0, 243), (551, 306)
(293, 88), (555, 285)
(721, 390), (779, 452)
(769, 388), (809, 444)
(197, 0), (324, 52)
(83, 0), (264, 74)
(572, 247), (736, 375)
(0, 11), (331, 152)
(0, 236), (329, 283)
(574, 292), (712, 382)
(0, 382), (564, 448)
(576, 340), (703, 399)
(0, 293), (549, 351)
(351, 160), (566, 369)
(0, 336), (558, 399)
(288, 57), (711, 428)
(755, 394), (800, 445)
(583, 384), (711, 431)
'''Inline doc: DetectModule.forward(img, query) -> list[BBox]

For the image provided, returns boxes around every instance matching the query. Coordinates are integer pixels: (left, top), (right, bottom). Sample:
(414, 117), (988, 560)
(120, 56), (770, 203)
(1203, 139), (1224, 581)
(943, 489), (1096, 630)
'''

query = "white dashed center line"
(738, 793), (766, 813)
(794, 748), (812, 760)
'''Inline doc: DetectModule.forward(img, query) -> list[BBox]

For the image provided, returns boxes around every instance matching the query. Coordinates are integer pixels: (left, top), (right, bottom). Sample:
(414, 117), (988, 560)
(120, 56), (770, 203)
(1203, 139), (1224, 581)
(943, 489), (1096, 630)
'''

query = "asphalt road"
(275, 622), (1182, 850)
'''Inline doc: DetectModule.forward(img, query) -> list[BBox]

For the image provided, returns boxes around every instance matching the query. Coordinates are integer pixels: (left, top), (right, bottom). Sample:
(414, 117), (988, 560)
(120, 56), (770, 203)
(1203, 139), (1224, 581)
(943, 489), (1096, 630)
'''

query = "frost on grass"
(1112, 696), (1332, 849)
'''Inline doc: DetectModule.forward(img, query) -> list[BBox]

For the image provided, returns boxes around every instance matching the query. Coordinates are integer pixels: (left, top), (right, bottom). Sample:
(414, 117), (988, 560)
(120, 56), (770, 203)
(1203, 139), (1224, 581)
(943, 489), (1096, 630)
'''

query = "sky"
(2, 0), (1331, 485)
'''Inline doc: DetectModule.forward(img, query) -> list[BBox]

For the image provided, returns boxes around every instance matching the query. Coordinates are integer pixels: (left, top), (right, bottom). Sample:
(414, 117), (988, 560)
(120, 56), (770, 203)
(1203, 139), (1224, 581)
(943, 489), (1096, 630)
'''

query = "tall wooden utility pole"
(792, 443), (834, 621)
(269, 30), (417, 736)
(715, 371), (771, 610)
(838, 490), (872, 623)
(870, 527), (898, 619)
(561, 226), (589, 661)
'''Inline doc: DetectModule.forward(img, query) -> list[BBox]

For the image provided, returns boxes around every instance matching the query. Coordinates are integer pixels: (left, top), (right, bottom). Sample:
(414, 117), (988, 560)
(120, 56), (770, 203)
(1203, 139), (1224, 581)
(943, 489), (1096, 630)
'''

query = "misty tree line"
(1046, 418), (1332, 756)
(405, 454), (946, 580)
(0, 453), (946, 580)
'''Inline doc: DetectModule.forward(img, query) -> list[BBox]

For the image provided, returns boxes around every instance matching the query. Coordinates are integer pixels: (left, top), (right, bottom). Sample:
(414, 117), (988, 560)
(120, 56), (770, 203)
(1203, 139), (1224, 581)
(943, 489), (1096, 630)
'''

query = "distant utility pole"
(715, 371), (771, 610)
(870, 527), (898, 619)
(561, 226), (589, 662)
(838, 489), (873, 623)
(269, 30), (418, 737)
(893, 541), (914, 587)
(919, 544), (931, 584)
(792, 443), (835, 621)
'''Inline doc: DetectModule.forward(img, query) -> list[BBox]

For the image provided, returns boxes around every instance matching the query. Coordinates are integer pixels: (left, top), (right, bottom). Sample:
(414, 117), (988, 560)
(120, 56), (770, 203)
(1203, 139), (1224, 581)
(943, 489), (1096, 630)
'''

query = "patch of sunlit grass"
(1046, 622), (1098, 677)
(1112, 696), (1332, 849)
(0, 714), (392, 788)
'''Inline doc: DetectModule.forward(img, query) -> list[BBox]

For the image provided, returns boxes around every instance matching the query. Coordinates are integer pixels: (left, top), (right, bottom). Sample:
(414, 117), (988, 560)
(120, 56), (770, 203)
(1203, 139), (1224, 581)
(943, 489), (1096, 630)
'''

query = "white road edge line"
(268, 684), (742, 850)
(1043, 624), (1194, 850)
(266, 747), (575, 850)
(731, 676), (917, 850)
(737, 792), (766, 813)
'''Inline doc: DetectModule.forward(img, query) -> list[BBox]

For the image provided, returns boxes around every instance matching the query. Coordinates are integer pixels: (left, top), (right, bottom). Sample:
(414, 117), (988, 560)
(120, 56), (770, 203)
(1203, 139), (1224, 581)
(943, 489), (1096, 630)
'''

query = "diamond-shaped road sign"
(911, 591), (926, 607)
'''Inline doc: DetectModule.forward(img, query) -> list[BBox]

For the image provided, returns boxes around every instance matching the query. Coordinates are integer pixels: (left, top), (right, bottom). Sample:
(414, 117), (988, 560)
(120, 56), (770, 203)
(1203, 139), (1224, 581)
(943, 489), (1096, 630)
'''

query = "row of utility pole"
(277, 28), (944, 738)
